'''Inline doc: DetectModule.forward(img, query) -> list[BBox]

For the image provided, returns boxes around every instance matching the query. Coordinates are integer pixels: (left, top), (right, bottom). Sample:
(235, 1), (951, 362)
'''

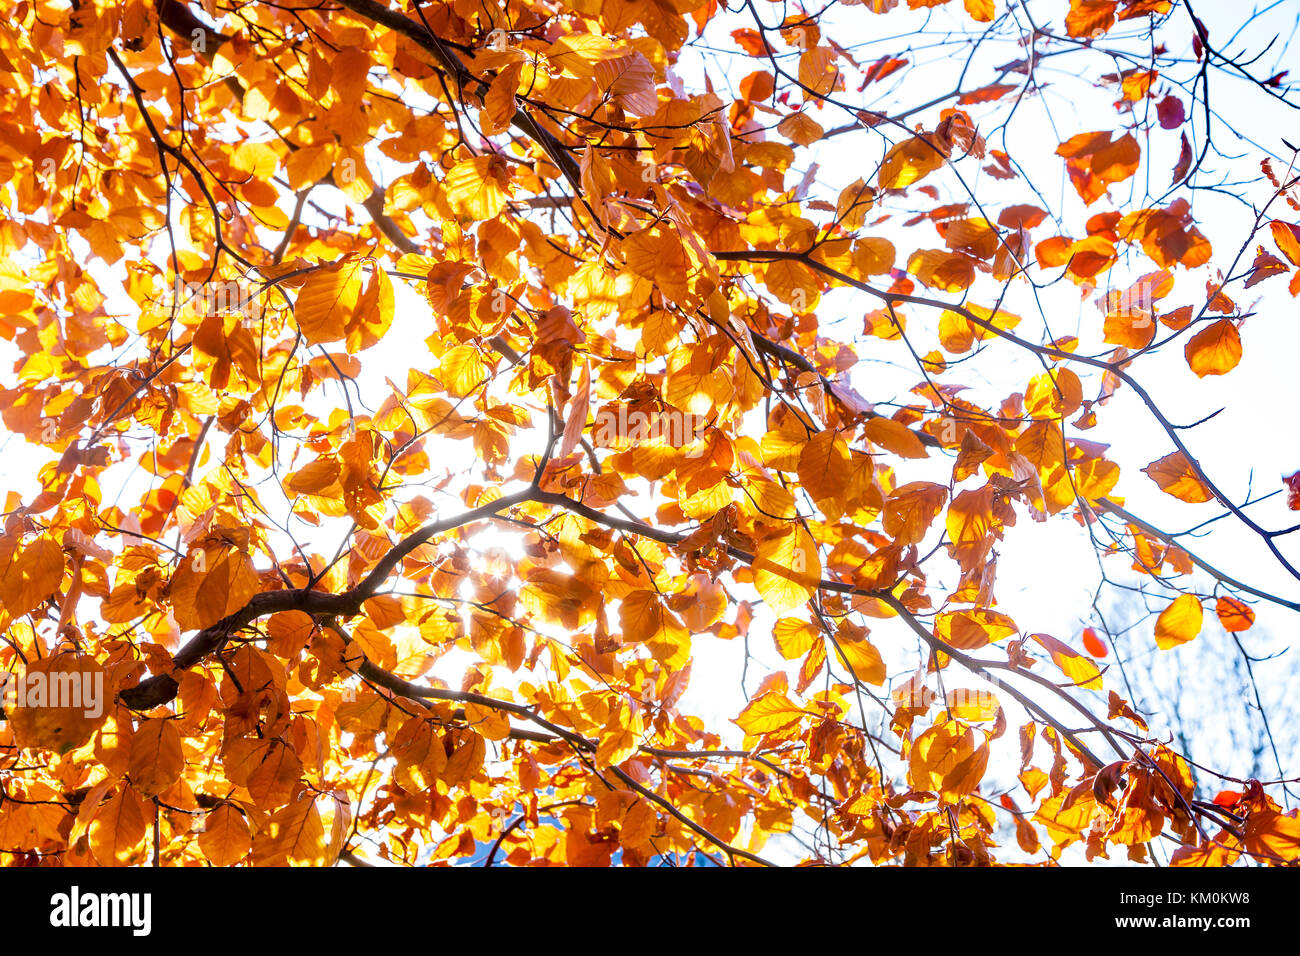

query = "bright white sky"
(2, 0), (1297, 865)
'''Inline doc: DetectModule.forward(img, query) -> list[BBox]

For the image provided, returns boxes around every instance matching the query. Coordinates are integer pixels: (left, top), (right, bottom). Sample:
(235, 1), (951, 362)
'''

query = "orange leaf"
(128, 718), (184, 797)
(1270, 220), (1300, 266)
(1214, 596), (1255, 632)
(1184, 319), (1242, 377)
(0, 533), (64, 619)
(199, 803), (252, 866)
(935, 608), (1018, 649)
(1142, 450), (1214, 504)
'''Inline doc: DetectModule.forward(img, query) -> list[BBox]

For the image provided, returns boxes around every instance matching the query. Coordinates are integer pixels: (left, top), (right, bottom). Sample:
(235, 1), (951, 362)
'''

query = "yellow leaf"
(439, 344), (489, 398)
(1154, 594), (1202, 649)
(346, 266), (395, 352)
(878, 136), (946, 190)
(464, 702), (512, 741)
(443, 155), (512, 221)
(294, 259), (366, 345)
(908, 719), (988, 799)
(1030, 633), (1103, 690)
(596, 724), (639, 769)
(946, 484), (999, 572)
(944, 688), (1000, 721)
(772, 617), (820, 660)
(620, 589), (688, 647)
(752, 524), (821, 613)
(852, 237), (895, 275)
(734, 690), (807, 736)
(0, 533), (64, 618)
(798, 430), (853, 519)
(285, 143), (335, 190)
(833, 635), (886, 685)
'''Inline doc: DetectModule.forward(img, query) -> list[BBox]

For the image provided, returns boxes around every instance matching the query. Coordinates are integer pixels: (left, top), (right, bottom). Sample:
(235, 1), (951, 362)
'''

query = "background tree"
(0, 0), (1298, 866)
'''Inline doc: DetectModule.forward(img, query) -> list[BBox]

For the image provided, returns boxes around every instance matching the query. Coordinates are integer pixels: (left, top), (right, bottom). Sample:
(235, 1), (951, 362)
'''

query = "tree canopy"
(1, 0), (1299, 866)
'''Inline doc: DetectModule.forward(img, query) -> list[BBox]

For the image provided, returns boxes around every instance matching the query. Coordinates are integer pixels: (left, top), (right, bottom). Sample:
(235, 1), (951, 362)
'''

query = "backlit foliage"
(0, 0), (1298, 866)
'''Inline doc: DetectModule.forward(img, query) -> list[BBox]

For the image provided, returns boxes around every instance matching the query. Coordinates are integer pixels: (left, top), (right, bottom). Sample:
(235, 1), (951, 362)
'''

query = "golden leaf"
(1154, 594), (1202, 649)
(752, 524), (821, 613)
(734, 690), (807, 735)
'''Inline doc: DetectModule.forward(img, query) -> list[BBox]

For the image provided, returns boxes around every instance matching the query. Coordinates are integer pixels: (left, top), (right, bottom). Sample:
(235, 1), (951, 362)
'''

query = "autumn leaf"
(1154, 594), (1203, 649)
(199, 804), (252, 866)
(0, 534), (64, 619)
(883, 482), (948, 545)
(1031, 633), (1103, 690)
(1271, 220), (1300, 266)
(8, 653), (108, 753)
(1, 0), (1296, 873)
(294, 259), (368, 345)
(1184, 319), (1242, 377)
(1214, 596), (1255, 632)
(878, 135), (948, 190)
(1142, 450), (1214, 503)
(908, 719), (989, 799)
(936, 608), (1018, 650)
(752, 524), (821, 613)
(734, 690), (807, 736)
(128, 718), (184, 797)
(443, 155), (513, 221)
(1286, 471), (1300, 510)
(169, 547), (261, 632)
(1081, 627), (1109, 658)
(89, 787), (150, 866)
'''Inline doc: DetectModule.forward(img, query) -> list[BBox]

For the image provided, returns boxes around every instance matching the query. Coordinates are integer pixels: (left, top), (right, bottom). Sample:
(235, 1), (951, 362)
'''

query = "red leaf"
(858, 55), (908, 90)
(1244, 248), (1289, 288)
(1081, 627), (1108, 658)
(1172, 131), (1192, 185)
(1285, 471), (1300, 511)
(1155, 94), (1184, 129)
